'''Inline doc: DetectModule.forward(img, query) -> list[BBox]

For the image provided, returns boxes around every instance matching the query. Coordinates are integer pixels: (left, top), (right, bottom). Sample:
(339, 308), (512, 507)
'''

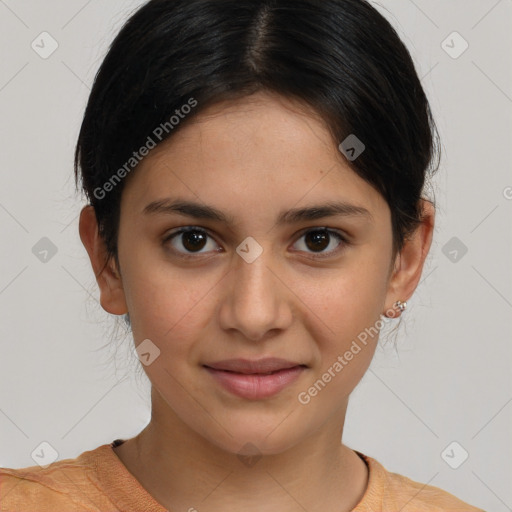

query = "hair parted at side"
(74, 0), (441, 276)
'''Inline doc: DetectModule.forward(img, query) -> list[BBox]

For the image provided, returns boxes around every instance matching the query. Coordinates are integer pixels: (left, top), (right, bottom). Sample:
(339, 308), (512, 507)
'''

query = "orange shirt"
(0, 439), (485, 511)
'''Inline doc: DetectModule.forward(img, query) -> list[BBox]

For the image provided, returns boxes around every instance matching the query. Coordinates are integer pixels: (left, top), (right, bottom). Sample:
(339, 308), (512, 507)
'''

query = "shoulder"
(357, 452), (486, 512)
(0, 444), (113, 512)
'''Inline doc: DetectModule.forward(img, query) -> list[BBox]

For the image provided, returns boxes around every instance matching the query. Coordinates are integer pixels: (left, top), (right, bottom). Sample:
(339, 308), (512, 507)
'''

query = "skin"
(79, 91), (434, 512)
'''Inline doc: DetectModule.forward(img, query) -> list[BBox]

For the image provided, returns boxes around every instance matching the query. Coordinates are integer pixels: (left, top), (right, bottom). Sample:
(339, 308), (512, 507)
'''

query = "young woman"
(0, 0), (485, 510)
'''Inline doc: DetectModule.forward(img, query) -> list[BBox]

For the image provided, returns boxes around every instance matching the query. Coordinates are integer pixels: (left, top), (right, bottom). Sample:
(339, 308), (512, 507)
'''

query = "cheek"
(292, 256), (390, 399)
(293, 273), (386, 412)
(299, 261), (389, 342)
(123, 257), (220, 352)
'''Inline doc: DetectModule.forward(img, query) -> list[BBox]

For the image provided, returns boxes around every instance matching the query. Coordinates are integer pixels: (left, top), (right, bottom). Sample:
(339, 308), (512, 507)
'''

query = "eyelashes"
(162, 226), (350, 261)
(290, 228), (348, 259)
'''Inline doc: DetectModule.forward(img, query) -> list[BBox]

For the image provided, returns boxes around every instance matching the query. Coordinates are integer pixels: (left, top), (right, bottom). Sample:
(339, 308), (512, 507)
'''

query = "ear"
(78, 205), (128, 315)
(384, 199), (435, 317)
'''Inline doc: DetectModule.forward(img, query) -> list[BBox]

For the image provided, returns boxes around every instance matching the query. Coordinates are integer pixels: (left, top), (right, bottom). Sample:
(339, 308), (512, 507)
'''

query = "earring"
(382, 300), (407, 319)
(394, 300), (407, 313)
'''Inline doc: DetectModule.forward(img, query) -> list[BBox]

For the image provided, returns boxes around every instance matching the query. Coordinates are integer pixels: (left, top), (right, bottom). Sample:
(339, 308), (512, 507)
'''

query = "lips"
(204, 358), (306, 374)
(203, 358), (307, 399)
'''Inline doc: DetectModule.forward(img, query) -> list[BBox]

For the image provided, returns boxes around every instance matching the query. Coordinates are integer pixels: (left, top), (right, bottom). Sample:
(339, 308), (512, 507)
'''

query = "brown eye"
(163, 227), (220, 258)
(305, 230), (329, 251)
(292, 228), (348, 259)
(162, 226), (348, 261)
(181, 230), (207, 252)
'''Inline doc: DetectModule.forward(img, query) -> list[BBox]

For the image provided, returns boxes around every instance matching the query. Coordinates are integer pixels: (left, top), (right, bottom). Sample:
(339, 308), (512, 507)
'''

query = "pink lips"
(204, 358), (306, 400)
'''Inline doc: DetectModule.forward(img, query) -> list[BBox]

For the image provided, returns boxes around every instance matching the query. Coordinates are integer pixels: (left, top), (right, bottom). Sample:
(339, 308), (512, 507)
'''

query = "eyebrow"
(142, 198), (373, 225)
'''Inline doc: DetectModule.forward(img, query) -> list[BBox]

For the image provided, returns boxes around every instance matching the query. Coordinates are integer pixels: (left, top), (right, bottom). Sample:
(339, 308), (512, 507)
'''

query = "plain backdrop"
(0, 1), (511, 510)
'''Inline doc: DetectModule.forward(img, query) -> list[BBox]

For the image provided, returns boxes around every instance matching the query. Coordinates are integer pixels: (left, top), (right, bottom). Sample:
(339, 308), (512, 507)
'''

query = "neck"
(113, 390), (368, 512)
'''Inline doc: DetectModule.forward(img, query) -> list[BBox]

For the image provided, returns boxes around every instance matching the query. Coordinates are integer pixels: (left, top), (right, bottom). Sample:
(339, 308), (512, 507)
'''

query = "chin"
(194, 411), (314, 459)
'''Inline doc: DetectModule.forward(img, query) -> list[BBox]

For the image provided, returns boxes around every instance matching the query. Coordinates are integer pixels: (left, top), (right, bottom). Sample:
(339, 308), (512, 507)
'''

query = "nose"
(218, 248), (293, 342)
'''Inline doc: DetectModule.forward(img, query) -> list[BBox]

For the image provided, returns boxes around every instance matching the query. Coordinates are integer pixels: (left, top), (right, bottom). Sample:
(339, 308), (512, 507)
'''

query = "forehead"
(121, 92), (388, 223)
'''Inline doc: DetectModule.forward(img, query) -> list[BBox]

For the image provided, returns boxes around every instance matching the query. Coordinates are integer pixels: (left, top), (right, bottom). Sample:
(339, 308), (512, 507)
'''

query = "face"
(81, 91), (430, 457)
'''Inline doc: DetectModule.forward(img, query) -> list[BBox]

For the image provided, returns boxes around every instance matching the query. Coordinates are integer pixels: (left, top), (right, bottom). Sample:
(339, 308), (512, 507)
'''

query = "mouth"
(204, 357), (307, 374)
(203, 358), (307, 399)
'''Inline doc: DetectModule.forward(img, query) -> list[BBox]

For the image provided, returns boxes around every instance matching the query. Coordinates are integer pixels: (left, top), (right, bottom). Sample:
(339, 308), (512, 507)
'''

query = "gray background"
(0, 1), (511, 510)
